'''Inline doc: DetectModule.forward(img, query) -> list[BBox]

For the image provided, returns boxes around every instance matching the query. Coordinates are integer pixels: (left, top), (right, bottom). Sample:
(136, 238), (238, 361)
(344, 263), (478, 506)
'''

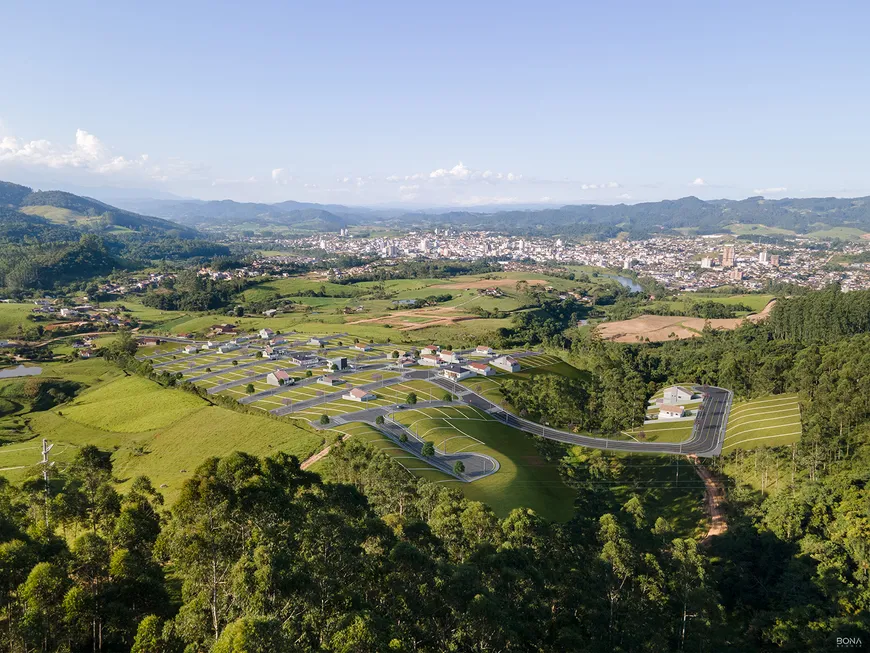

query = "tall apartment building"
(722, 244), (735, 268)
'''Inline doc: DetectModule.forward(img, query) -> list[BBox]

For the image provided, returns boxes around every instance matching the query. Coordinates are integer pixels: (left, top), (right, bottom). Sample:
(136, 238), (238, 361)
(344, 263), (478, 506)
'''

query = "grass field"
(0, 364), (324, 503)
(726, 223), (797, 236)
(624, 419), (695, 444)
(722, 394), (802, 451)
(0, 303), (38, 338)
(805, 226), (868, 240)
(388, 405), (575, 521)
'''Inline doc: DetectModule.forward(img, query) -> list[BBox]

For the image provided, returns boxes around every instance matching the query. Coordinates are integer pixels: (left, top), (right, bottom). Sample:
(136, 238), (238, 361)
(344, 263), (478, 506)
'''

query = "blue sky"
(1, 0), (868, 206)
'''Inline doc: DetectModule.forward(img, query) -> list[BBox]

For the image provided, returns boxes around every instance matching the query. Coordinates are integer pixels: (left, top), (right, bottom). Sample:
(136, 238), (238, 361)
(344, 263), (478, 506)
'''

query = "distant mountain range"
(112, 194), (870, 238)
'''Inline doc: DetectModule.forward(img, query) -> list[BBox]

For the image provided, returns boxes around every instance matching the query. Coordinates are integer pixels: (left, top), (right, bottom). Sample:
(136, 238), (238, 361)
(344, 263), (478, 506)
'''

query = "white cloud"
(272, 168), (293, 185)
(540, 196), (552, 202)
(0, 124), (213, 186)
(0, 127), (144, 173)
(386, 162), (522, 185)
(691, 177), (707, 186)
(753, 186), (787, 195)
(618, 193), (633, 200)
(580, 181), (621, 190)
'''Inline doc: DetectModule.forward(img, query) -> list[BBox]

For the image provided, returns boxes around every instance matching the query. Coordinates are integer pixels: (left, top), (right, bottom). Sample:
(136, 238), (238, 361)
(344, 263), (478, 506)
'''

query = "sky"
(1, 0), (869, 207)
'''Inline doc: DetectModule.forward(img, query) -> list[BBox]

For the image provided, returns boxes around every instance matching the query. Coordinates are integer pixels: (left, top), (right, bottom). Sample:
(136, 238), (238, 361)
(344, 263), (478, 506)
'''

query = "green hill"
(0, 181), (199, 238)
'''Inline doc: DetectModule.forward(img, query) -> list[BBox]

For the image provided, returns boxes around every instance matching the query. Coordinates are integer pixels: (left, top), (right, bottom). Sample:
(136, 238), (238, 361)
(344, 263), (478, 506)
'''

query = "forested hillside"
(0, 181), (230, 292)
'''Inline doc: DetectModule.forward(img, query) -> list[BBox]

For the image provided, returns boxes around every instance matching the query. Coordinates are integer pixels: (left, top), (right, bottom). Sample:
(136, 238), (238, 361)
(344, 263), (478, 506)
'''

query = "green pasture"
(389, 405), (574, 521)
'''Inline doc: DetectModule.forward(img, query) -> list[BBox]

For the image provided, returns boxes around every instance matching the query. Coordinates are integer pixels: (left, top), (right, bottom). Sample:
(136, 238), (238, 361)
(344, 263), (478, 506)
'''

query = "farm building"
(660, 386), (695, 404)
(659, 405), (686, 419)
(491, 355), (521, 373)
(440, 364), (472, 381)
(318, 375), (344, 386)
(343, 387), (376, 402)
(468, 362), (494, 376)
(266, 370), (293, 386)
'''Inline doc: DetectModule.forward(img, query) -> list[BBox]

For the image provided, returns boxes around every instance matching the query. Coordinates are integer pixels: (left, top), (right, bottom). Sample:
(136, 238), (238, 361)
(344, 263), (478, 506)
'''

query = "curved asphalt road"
(408, 371), (730, 458)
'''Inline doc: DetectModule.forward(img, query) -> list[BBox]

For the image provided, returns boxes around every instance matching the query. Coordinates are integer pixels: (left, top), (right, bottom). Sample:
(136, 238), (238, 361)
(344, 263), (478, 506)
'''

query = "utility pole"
(39, 439), (54, 528)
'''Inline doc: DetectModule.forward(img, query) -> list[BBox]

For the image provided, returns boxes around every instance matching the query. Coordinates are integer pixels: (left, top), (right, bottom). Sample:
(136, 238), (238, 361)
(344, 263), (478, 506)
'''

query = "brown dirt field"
(347, 306), (480, 331)
(597, 300), (776, 342)
(431, 278), (548, 290)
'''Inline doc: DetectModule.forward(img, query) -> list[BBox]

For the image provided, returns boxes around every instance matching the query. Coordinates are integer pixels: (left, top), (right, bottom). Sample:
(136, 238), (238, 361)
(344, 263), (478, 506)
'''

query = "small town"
(220, 229), (870, 292)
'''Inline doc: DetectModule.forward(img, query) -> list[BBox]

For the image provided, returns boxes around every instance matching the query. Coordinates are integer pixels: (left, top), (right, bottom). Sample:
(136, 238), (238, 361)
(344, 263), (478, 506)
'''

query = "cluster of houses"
(653, 385), (699, 420)
(31, 299), (129, 329)
(416, 344), (521, 381)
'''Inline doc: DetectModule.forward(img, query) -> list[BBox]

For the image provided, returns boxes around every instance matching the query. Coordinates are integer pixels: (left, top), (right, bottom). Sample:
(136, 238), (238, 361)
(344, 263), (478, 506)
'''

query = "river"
(604, 273), (643, 293)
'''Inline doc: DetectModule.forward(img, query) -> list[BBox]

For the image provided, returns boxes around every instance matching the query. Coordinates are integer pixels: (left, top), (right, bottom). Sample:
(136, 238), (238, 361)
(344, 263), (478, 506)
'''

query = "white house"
(473, 345), (494, 356)
(343, 387), (376, 402)
(263, 345), (276, 359)
(201, 340), (218, 350)
(259, 328), (274, 339)
(218, 344), (238, 354)
(183, 345), (198, 354)
(659, 405), (686, 419)
(266, 370), (293, 386)
(491, 355), (520, 373)
(438, 350), (461, 364)
(421, 345), (439, 356)
(318, 375), (343, 386)
(468, 361), (494, 376)
(309, 337), (329, 347)
(420, 354), (441, 366)
(325, 356), (348, 371)
(353, 343), (371, 351)
(661, 386), (695, 404)
(440, 364), (472, 381)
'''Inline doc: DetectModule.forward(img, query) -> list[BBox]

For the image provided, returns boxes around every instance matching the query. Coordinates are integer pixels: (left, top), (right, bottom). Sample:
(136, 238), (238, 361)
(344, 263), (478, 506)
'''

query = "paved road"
(308, 402), (499, 482)
(414, 373), (730, 458)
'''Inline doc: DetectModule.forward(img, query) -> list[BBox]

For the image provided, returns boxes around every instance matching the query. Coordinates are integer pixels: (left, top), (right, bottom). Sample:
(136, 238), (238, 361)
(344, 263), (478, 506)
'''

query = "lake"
(0, 365), (42, 379)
